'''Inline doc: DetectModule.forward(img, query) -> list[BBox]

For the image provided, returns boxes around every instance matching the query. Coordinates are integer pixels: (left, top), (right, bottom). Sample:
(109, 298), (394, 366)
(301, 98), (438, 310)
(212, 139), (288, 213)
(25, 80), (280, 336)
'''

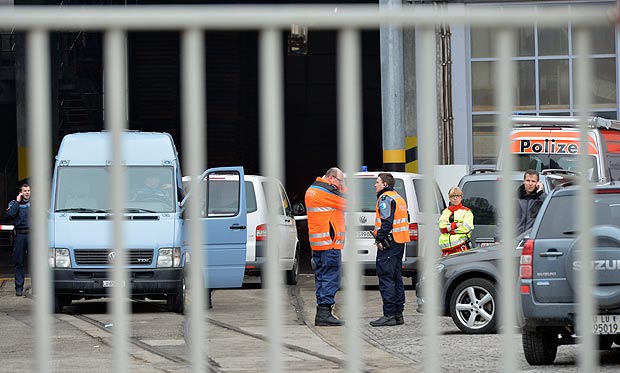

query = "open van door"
(182, 166), (247, 289)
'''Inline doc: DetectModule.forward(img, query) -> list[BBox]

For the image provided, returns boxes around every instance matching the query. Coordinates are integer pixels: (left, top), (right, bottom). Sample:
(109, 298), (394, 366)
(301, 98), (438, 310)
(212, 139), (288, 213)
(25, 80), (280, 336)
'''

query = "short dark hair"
(524, 169), (539, 181)
(378, 172), (395, 188)
(20, 183), (30, 191)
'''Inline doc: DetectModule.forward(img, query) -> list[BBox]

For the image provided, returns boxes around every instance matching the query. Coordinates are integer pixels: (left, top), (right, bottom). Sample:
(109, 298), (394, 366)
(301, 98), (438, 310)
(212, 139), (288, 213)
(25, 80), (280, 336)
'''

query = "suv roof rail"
(511, 115), (620, 131)
(541, 168), (578, 176)
(470, 168), (497, 174)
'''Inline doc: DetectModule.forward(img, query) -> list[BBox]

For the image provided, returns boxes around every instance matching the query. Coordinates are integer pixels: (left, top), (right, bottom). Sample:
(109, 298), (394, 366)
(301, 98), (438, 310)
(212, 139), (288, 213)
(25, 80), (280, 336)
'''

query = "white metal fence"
(0, 3), (613, 372)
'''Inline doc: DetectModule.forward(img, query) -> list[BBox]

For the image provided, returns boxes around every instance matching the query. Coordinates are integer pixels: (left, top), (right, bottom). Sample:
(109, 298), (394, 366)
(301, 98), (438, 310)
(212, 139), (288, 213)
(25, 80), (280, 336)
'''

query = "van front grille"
(74, 249), (154, 265)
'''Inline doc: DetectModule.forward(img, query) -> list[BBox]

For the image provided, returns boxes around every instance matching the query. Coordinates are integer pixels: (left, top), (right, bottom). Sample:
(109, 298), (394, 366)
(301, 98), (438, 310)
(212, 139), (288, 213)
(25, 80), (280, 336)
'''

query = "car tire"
(449, 278), (497, 334)
(522, 330), (558, 365)
(599, 335), (614, 350)
(167, 278), (185, 314)
(54, 295), (70, 314)
(286, 245), (300, 286)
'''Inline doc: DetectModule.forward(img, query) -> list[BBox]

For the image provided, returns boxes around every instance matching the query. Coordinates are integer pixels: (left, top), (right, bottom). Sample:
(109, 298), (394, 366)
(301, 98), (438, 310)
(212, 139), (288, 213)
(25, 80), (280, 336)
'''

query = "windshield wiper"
(125, 208), (157, 213)
(56, 208), (110, 213)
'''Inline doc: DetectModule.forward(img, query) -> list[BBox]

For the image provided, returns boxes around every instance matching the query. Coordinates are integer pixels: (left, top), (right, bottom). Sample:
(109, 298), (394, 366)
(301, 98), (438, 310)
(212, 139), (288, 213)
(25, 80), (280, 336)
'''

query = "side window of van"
(204, 179), (241, 217)
(608, 155), (620, 181)
(245, 181), (258, 213)
(411, 179), (444, 213)
(279, 184), (294, 218)
(261, 181), (285, 216)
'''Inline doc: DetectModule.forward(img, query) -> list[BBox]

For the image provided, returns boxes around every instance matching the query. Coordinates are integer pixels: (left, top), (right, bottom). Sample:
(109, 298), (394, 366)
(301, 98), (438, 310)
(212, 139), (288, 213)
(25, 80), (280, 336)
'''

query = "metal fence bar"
(495, 28), (518, 373)
(104, 28), (130, 373)
(3, 4), (613, 372)
(259, 27), (285, 373)
(338, 27), (363, 373)
(0, 5), (609, 30)
(418, 26), (440, 373)
(181, 28), (207, 373)
(27, 28), (52, 373)
(575, 28), (596, 372)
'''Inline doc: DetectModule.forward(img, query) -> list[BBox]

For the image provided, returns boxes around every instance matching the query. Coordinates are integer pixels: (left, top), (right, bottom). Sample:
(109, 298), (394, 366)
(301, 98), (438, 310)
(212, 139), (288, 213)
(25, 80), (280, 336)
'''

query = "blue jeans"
(312, 249), (341, 305)
(13, 233), (28, 291)
(376, 242), (405, 316)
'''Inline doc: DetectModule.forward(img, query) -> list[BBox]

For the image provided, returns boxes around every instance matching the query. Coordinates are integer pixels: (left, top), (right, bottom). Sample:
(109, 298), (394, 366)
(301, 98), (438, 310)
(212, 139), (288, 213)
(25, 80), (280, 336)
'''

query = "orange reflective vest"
(305, 177), (346, 251)
(374, 190), (410, 244)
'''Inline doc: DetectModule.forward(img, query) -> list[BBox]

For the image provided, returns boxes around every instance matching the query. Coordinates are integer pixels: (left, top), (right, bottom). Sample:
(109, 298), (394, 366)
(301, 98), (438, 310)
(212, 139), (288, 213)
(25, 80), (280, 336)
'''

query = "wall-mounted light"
(287, 25), (307, 56)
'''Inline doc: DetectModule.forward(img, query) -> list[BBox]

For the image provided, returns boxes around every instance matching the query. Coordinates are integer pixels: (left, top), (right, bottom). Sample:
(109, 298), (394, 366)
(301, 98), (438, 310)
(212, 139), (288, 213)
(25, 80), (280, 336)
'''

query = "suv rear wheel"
(522, 330), (558, 365)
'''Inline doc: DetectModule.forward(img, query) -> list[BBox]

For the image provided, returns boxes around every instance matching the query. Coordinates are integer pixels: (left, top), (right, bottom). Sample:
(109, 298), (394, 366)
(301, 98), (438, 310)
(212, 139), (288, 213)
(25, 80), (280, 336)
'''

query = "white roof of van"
(56, 131), (178, 166)
(353, 171), (424, 178)
(511, 115), (620, 131)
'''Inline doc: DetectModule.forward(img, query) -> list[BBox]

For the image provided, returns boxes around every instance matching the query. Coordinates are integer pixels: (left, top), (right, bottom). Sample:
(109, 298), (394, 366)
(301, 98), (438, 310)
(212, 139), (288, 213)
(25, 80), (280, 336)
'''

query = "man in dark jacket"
(516, 170), (546, 235)
(6, 184), (30, 296)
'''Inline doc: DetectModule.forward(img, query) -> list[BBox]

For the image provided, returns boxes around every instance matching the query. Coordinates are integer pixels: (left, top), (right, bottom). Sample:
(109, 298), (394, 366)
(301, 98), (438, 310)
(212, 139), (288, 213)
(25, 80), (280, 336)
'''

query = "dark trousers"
(376, 242), (405, 317)
(312, 248), (341, 305)
(13, 233), (29, 290)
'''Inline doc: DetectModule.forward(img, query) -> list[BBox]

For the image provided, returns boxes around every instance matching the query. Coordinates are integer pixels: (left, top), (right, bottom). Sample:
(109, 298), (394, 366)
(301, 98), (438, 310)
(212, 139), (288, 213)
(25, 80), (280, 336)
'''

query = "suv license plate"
(592, 315), (620, 335)
(102, 280), (125, 288)
(355, 231), (374, 239)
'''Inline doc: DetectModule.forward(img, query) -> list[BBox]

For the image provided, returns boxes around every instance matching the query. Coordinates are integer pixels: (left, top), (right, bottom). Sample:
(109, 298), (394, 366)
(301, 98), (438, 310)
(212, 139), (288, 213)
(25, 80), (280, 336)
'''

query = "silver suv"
(520, 184), (620, 365)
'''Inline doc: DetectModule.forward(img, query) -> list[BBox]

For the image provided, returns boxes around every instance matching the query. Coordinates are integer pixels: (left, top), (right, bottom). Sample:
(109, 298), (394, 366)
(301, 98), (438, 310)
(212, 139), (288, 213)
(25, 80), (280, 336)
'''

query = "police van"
(49, 132), (247, 313)
(349, 171), (446, 285)
(498, 115), (620, 182)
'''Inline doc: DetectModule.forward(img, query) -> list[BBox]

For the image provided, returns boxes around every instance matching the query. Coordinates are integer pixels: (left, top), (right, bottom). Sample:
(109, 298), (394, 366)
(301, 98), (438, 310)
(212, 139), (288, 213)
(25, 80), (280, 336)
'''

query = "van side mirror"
(292, 202), (306, 216)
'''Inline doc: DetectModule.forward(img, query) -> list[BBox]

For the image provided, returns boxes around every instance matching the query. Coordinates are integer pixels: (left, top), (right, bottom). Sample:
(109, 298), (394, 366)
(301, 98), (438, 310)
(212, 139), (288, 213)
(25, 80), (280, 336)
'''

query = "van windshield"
(55, 166), (176, 213)
(514, 154), (598, 181)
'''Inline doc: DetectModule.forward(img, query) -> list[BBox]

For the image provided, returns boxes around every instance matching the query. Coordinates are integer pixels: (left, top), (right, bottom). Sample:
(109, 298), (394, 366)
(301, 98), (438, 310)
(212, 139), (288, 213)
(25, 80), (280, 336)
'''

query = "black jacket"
(516, 184), (546, 235)
(6, 200), (30, 230)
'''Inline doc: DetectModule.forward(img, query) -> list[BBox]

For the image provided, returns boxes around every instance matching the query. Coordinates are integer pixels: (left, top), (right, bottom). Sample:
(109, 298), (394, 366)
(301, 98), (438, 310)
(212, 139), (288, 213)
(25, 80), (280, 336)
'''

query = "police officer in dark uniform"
(370, 173), (411, 327)
(6, 184), (30, 296)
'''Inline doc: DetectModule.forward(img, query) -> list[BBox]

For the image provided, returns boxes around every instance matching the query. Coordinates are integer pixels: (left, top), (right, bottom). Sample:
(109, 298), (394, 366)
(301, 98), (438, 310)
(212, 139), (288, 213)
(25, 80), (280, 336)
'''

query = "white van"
(183, 174), (300, 285)
(500, 115), (620, 182)
(349, 171), (446, 285)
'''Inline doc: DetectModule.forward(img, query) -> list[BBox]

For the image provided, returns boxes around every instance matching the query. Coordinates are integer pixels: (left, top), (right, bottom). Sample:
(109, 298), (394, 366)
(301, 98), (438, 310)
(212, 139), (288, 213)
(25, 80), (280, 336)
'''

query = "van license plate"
(355, 231), (374, 239)
(592, 315), (620, 334)
(102, 280), (125, 288)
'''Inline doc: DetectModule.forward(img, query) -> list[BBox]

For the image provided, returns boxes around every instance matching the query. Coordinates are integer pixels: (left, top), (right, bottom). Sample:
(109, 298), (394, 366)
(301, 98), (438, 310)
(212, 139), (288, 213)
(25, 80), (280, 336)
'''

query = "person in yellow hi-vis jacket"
(438, 186), (474, 257)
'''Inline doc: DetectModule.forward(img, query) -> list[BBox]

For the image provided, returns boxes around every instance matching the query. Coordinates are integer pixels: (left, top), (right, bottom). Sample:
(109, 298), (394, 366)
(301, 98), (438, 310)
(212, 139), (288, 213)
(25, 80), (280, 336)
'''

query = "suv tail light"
(256, 224), (267, 241)
(409, 223), (418, 241)
(520, 239), (534, 280)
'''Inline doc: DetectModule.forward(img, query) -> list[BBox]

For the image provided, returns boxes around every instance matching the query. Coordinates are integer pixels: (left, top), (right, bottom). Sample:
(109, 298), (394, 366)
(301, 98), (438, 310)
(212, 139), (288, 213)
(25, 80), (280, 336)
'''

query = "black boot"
(315, 304), (344, 326)
(369, 315), (398, 327)
(395, 314), (404, 325)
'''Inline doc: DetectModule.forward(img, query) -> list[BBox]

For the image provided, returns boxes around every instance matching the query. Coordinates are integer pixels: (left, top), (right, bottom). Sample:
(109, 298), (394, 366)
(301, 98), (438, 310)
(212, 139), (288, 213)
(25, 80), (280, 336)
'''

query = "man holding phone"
(6, 184), (30, 296)
(516, 169), (547, 235)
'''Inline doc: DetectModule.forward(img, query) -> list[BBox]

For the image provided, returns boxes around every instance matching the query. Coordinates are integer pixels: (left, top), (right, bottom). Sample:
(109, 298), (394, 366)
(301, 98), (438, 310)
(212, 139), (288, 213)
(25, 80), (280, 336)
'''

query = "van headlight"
(157, 247), (181, 268)
(49, 248), (71, 268)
